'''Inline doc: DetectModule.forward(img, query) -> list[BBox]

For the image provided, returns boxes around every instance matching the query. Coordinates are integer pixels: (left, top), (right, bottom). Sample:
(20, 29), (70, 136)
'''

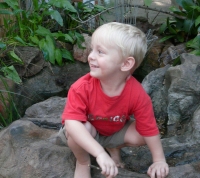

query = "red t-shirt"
(61, 73), (159, 136)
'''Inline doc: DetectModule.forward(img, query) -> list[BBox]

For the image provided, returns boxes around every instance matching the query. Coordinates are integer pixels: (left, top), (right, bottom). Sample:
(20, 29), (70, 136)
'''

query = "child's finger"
(100, 165), (106, 175)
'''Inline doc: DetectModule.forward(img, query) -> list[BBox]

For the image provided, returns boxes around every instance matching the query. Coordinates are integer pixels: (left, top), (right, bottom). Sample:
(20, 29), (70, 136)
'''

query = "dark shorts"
(58, 120), (133, 148)
(94, 120), (132, 148)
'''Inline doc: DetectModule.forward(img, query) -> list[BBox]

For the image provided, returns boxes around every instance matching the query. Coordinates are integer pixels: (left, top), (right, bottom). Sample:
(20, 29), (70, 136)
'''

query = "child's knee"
(124, 122), (146, 146)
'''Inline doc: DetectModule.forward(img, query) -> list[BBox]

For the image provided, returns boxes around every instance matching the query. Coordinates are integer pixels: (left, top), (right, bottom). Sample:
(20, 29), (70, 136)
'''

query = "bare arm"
(144, 135), (169, 178)
(65, 120), (118, 177)
(144, 135), (166, 162)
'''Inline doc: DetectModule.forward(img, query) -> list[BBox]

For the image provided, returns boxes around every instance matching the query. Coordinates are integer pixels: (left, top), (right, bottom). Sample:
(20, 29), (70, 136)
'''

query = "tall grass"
(0, 76), (21, 129)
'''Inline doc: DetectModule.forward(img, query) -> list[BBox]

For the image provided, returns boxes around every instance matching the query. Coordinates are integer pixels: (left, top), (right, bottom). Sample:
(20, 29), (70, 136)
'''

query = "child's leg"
(106, 122), (145, 168)
(106, 147), (125, 168)
(123, 122), (145, 147)
(67, 121), (97, 178)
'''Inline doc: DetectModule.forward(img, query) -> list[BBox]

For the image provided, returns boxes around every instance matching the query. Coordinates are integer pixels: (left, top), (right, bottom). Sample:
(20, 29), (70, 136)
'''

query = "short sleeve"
(61, 86), (88, 125)
(133, 90), (159, 136)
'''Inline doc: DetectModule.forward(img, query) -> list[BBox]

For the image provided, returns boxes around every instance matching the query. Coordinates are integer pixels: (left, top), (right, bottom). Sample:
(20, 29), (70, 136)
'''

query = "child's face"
(88, 32), (124, 80)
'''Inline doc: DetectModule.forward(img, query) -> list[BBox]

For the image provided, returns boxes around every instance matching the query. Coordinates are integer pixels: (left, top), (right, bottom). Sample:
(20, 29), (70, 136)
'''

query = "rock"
(14, 61), (90, 116)
(165, 53), (200, 125)
(143, 53), (200, 130)
(73, 33), (91, 63)
(1, 95), (200, 177)
(11, 46), (48, 77)
(187, 105), (200, 144)
(0, 120), (75, 178)
(159, 43), (187, 66)
(22, 96), (66, 130)
(142, 65), (170, 135)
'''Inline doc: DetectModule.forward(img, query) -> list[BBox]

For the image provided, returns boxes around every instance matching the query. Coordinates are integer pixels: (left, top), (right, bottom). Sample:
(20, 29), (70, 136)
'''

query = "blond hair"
(93, 22), (147, 69)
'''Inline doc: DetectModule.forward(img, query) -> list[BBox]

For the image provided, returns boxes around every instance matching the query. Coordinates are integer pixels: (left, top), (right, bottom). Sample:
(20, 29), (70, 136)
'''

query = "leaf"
(29, 35), (39, 45)
(186, 35), (200, 49)
(61, 49), (74, 61)
(55, 48), (62, 66)
(169, 6), (180, 12)
(64, 34), (74, 43)
(172, 56), (181, 66)
(0, 42), (6, 49)
(190, 49), (200, 55)
(143, 0), (152, 6)
(49, 10), (63, 26)
(83, 7), (92, 13)
(191, 5), (200, 12)
(0, 2), (10, 9)
(183, 19), (194, 33)
(4, 0), (19, 10)
(195, 16), (200, 27)
(159, 35), (174, 43)
(74, 32), (85, 49)
(94, 5), (106, 11)
(182, 0), (195, 12)
(49, 0), (77, 12)
(0, 9), (13, 15)
(32, 0), (39, 11)
(1, 65), (22, 84)
(176, 33), (184, 42)
(35, 26), (52, 36)
(167, 18), (177, 34)
(45, 35), (55, 64)
(8, 51), (23, 64)
(39, 39), (49, 61)
(14, 36), (26, 45)
(175, 0), (193, 8)
(159, 22), (167, 34)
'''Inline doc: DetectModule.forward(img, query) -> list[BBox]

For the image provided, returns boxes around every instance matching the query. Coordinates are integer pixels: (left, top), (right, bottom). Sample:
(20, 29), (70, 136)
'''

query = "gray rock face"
(143, 53), (200, 127)
(12, 46), (48, 78)
(14, 61), (90, 116)
(0, 120), (75, 178)
(165, 53), (200, 125)
(73, 33), (91, 63)
(22, 96), (66, 130)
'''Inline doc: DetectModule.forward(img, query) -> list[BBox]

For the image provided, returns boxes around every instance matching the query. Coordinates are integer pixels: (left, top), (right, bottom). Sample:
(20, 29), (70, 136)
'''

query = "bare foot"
(74, 161), (91, 178)
(106, 148), (125, 168)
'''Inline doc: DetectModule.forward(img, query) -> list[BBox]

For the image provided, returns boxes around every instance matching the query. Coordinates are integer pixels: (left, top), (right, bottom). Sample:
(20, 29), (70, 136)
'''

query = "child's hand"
(96, 151), (118, 178)
(147, 161), (169, 178)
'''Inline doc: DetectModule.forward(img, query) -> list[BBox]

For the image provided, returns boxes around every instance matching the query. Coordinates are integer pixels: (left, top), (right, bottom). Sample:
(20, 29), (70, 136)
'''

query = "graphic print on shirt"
(88, 114), (126, 123)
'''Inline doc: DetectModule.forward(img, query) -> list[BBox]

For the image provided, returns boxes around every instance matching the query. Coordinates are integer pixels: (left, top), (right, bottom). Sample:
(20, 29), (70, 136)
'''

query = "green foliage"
(0, 76), (21, 129)
(0, 0), (106, 83)
(144, 0), (152, 6)
(159, 0), (200, 55)
(0, 0), (78, 66)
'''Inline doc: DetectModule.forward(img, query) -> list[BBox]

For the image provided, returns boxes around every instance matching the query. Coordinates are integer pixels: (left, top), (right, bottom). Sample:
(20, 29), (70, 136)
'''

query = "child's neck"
(100, 75), (130, 97)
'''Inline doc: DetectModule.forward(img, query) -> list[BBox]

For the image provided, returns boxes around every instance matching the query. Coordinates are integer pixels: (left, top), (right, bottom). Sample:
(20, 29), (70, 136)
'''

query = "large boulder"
(142, 53), (200, 132)
(14, 61), (90, 116)
(0, 120), (75, 178)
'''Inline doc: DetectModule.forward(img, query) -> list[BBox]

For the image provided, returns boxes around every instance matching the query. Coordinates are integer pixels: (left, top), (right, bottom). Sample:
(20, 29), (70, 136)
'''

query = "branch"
(68, 4), (186, 25)
(135, 5), (186, 20)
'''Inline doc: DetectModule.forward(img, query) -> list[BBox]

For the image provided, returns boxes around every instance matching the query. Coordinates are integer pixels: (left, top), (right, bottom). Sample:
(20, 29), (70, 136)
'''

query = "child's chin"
(90, 71), (99, 78)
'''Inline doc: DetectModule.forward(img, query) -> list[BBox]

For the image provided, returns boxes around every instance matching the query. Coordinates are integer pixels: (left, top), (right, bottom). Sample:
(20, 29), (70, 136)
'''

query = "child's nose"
(88, 51), (95, 60)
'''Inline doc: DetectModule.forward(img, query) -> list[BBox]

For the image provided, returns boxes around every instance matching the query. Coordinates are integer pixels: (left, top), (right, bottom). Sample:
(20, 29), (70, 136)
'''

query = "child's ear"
(121, 57), (135, 71)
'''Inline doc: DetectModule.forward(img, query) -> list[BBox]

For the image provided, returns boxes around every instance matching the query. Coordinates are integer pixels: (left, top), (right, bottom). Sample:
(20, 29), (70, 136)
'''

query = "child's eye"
(98, 50), (103, 54)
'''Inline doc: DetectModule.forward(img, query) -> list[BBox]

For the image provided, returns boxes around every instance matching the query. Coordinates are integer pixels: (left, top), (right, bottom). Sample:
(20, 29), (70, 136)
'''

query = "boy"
(61, 22), (169, 178)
